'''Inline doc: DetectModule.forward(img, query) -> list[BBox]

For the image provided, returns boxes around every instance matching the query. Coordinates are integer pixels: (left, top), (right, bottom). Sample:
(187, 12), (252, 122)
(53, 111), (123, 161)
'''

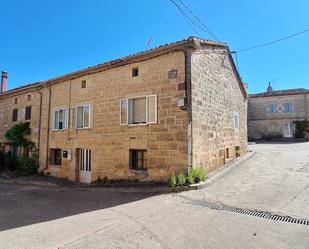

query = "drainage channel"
(180, 196), (309, 226)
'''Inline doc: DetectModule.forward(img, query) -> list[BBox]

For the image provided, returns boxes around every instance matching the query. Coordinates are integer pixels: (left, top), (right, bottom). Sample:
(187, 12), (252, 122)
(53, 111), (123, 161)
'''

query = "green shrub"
(4, 153), (18, 171)
(190, 167), (206, 183)
(17, 157), (38, 176)
(294, 120), (309, 138)
(177, 172), (186, 186)
(169, 174), (177, 187)
(186, 173), (195, 185)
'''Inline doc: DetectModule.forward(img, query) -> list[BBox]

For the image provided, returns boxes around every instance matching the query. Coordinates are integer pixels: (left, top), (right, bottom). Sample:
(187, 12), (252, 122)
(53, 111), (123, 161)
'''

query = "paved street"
(0, 142), (309, 249)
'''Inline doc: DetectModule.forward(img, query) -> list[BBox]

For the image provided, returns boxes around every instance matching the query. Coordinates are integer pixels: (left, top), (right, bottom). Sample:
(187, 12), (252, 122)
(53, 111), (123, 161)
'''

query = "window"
(268, 103), (277, 113)
(81, 80), (86, 88)
(283, 103), (293, 113)
(76, 104), (91, 129)
(14, 98), (18, 104)
(120, 95), (157, 125)
(130, 150), (147, 170)
(235, 146), (240, 157)
(25, 106), (31, 120)
(27, 94), (31, 101)
(132, 67), (139, 77)
(53, 108), (68, 130)
(226, 148), (230, 159)
(12, 109), (18, 121)
(233, 112), (239, 131)
(50, 149), (62, 165)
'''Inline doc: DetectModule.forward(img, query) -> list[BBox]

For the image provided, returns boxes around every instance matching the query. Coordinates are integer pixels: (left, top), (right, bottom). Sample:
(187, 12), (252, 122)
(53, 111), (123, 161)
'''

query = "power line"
(236, 27), (309, 53)
(177, 0), (220, 42)
(169, 0), (200, 37)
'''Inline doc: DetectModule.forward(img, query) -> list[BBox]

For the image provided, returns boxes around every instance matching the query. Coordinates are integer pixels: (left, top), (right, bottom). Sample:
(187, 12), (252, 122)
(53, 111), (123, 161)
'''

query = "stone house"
(0, 37), (248, 183)
(248, 84), (309, 140)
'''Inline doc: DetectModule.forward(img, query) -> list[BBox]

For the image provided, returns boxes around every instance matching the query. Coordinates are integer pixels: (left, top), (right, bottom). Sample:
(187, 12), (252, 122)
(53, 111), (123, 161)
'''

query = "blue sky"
(0, 0), (308, 93)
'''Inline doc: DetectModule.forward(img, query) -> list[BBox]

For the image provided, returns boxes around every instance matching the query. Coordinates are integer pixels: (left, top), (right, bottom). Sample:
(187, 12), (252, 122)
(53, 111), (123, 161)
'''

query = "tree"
(4, 122), (34, 149)
(294, 120), (309, 138)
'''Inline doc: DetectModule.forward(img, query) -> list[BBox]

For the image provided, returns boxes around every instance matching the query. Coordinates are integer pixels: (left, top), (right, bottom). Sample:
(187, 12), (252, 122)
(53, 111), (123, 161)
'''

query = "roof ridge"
(0, 36), (228, 97)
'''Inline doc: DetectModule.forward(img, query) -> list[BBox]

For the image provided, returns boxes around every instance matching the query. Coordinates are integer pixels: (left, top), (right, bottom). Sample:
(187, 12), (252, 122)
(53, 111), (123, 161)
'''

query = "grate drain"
(180, 196), (309, 226)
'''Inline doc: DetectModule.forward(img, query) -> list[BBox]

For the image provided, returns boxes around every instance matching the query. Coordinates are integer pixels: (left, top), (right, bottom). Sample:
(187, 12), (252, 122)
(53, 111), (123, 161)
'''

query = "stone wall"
(44, 51), (188, 182)
(0, 89), (42, 155)
(248, 94), (309, 139)
(0, 40), (250, 182)
(191, 48), (248, 172)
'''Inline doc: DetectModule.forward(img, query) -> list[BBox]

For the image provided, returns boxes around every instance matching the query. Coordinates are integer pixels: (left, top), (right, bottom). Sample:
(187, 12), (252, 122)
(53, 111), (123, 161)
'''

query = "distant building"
(0, 37), (248, 183)
(248, 84), (309, 140)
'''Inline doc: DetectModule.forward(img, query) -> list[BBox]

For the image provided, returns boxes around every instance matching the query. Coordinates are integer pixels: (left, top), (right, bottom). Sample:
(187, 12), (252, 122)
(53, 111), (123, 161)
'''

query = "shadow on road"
(0, 183), (157, 232)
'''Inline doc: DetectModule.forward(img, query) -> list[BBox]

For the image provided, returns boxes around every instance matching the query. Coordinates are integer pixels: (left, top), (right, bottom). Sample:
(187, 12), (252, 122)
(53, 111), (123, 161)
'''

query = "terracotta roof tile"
(250, 88), (309, 98)
(0, 37), (228, 97)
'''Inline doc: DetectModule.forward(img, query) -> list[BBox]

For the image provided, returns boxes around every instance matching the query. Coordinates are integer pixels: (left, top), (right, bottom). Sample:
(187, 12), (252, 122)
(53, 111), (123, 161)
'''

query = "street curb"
(189, 151), (256, 190)
(0, 151), (255, 194)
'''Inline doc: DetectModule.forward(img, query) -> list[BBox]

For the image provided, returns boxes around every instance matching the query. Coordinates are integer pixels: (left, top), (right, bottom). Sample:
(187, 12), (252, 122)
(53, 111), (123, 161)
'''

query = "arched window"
(268, 103), (277, 113)
(283, 103), (293, 113)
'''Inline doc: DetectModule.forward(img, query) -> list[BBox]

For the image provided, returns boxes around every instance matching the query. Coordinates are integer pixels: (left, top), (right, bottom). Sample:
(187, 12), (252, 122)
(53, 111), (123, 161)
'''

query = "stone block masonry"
(0, 37), (248, 183)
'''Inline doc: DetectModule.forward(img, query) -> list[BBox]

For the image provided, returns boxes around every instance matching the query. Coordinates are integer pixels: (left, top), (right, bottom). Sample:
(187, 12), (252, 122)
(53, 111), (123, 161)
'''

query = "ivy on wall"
(4, 122), (34, 149)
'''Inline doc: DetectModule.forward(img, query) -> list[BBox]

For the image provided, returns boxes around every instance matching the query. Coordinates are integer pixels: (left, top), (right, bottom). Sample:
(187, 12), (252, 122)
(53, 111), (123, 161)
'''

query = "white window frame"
(120, 95), (157, 125)
(76, 104), (91, 129)
(268, 103), (277, 113)
(283, 103), (293, 113)
(53, 107), (68, 131)
(233, 111), (239, 131)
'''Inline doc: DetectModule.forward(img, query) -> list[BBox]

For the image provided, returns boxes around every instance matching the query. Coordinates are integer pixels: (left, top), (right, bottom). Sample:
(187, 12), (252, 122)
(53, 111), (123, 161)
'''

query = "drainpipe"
(67, 79), (72, 141)
(183, 46), (193, 174)
(44, 86), (51, 170)
(37, 87), (43, 164)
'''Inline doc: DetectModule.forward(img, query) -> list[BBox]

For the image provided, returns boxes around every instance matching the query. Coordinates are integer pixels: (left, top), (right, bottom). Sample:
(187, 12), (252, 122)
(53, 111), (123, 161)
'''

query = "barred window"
(130, 150), (147, 170)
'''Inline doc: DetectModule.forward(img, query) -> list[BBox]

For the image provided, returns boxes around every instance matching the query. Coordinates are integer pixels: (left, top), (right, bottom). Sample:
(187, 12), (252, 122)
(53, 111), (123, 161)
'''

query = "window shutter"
(147, 95), (157, 123)
(77, 106), (83, 128)
(84, 105), (90, 128)
(64, 109), (68, 129)
(120, 99), (128, 125)
(71, 108), (76, 128)
(54, 110), (59, 130)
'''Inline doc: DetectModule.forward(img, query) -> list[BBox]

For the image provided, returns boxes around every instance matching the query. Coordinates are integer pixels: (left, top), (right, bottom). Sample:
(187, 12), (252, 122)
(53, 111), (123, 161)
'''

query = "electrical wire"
(177, 0), (220, 42)
(169, 0), (200, 37)
(236, 27), (309, 53)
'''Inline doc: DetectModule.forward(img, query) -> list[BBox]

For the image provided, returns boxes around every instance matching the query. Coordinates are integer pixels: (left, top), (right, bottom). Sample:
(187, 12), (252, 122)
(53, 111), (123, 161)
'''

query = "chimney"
(1, 71), (8, 93)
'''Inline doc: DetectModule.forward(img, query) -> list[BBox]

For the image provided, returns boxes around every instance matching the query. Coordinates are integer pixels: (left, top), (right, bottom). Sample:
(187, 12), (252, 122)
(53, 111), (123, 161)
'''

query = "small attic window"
(14, 97), (18, 104)
(81, 80), (86, 88)
(132, 67), (139, 77)
(27, 94), (31, 101)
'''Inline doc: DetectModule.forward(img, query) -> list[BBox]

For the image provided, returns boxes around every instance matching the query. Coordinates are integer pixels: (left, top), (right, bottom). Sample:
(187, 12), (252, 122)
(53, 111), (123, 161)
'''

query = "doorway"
(78, 149), (92, 183)
(283, 123), (293, 138)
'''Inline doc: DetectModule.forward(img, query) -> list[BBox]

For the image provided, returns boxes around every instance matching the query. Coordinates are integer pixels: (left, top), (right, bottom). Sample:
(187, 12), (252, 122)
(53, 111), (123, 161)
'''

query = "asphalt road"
(0, 142), (308, 249)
